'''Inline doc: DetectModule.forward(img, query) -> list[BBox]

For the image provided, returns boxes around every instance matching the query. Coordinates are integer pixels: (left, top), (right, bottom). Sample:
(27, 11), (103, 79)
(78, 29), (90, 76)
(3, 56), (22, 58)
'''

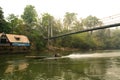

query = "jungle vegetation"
(0, 5), (120, 51)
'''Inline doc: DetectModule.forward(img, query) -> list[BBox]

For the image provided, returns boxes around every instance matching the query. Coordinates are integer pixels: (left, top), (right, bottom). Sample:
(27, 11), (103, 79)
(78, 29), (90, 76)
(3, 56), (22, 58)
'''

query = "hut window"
(1, 39), (7, 43)
(0, 35), (7, 43)
(14, 36), (20, 41)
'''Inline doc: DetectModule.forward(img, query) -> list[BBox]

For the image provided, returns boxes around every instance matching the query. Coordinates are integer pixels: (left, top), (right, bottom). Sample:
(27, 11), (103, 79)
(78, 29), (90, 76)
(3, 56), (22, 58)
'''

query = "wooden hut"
(0, 33), (30, 52)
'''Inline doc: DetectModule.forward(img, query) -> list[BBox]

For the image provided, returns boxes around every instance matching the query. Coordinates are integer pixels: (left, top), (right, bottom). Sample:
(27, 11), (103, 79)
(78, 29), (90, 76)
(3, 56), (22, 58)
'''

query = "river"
(0, 50), (120, 80)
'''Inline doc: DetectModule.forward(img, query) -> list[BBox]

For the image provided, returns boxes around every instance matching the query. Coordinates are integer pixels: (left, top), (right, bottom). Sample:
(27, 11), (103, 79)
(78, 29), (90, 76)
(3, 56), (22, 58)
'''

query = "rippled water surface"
(0, 50), (120, 80)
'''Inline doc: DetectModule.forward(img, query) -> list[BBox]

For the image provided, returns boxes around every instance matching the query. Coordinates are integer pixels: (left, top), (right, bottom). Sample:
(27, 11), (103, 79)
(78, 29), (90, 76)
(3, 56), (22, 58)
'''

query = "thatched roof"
(0, 33), (5, 38)
(0, 33), (30, 43)
(6, 34), (30, 43)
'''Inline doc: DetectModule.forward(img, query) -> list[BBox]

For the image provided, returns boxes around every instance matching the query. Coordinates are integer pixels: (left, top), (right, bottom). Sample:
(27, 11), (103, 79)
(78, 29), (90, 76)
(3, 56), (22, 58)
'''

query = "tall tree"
(82, 15), (102, 29)
(0, 7), (4, 19)
(63, 12), (77, 31)
(40, 13), (54, 38)
(0, 7), (11, 33)
(0, 7), (4, 32)
(72, 19), (84, 31)
(7, 14), (19, 33)
(53, 19), (63, 35)
(21, 5), (38, 42)
(21, 5), (38, 27)
(110, 29), (120, 49)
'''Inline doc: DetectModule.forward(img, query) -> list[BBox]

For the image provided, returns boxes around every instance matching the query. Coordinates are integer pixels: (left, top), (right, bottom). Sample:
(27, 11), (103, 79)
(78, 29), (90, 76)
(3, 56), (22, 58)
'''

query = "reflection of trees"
(28, 59), (63, 79)
(2, 57), (120, 80)
(104, 58), (120, 80)
(0, 63), (6, 79)
(84, 59), (106, 80)
(25, 58), (107, 80)
(58, 58), (107, 80)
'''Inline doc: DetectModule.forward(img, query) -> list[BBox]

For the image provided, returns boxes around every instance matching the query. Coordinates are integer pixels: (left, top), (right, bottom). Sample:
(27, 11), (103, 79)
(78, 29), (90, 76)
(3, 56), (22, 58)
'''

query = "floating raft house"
(0, 33), (30, 52)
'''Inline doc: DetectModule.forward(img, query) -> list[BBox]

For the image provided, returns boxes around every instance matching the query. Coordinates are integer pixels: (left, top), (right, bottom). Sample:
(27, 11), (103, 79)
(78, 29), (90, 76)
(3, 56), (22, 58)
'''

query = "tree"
(21, 5), (38, 41)
(7, 14), (19, 33)
(110, 29), (120, 49)
(0, 6), (5, 32)
(63, 12), (77, 31)
(21, 5), (38, 27)
(0, 7), (11, 33)
(53, 19), (63, 35)
(0, 7), (4, 19)
(72, 19), (84, 31)
(82, 15), (102, 29)
(40, 13), (55, 38)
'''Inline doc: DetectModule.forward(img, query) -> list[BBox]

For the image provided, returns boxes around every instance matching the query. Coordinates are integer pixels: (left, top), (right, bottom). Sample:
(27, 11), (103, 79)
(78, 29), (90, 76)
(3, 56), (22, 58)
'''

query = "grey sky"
(0, 0), (120, 19)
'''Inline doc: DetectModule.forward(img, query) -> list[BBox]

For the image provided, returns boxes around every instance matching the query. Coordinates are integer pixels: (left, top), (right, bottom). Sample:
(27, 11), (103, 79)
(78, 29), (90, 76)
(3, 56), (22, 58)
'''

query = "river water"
(0, 50), (120, 80)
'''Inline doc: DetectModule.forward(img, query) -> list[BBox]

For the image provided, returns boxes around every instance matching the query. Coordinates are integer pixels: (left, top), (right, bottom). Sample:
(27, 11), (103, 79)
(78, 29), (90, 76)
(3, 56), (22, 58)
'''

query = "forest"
(0, 5), (120, 51)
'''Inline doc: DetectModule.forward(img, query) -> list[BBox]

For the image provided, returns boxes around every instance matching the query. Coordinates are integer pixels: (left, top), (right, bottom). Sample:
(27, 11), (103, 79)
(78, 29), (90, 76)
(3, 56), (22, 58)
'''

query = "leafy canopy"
(21, 5), (38, 26)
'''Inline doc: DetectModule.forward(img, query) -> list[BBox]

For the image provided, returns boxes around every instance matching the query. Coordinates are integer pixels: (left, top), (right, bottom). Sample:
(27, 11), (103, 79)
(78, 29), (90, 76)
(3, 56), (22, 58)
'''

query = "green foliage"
(20, 5), (47, 50)
(63, 12), (77, 31)
(21, 5), (38, 27)
(71, 33), (96, 49)
(0, 7), (11, 33)
(72, 20), (84, 31)
(0, 7), (4, 19)
(40, 13), (54, 37)
(82, 15), (102, 28)
(60, 36), (73, 47)
(1, 4), (120, 51)
(71, 34), (88, 49)
(30, 30), (46, 50)
(7, 14), (19, 33)
(110, 29), (120, 49)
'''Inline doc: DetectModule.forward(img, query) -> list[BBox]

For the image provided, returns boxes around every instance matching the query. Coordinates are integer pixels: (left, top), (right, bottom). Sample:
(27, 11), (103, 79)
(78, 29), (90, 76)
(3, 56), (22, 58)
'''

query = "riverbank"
(45, 46), (79, 52)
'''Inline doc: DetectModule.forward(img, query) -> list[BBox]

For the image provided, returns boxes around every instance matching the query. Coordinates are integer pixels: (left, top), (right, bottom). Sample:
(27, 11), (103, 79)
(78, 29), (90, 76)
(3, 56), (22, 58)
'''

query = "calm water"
(1, 50), (120, 80)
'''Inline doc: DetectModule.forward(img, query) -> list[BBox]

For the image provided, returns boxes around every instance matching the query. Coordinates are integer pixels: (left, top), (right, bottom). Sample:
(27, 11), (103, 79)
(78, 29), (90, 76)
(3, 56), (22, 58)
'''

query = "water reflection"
(5, 61), (29, 74)
(0, 51), (120, 80)
(104, 58), (120, 80)
(1, 60), (29, 80)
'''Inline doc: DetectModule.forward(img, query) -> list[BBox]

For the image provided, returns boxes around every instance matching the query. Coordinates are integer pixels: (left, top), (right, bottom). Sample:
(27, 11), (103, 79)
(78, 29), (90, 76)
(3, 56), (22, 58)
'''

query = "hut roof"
(0, 33), (5, 37)
(0, 33), (2, 37)
(6, 34), (30, 43)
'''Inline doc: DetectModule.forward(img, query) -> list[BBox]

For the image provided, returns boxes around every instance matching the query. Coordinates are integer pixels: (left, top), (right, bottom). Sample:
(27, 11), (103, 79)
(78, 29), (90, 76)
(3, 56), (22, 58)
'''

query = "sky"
(0, 0), (120, 19)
